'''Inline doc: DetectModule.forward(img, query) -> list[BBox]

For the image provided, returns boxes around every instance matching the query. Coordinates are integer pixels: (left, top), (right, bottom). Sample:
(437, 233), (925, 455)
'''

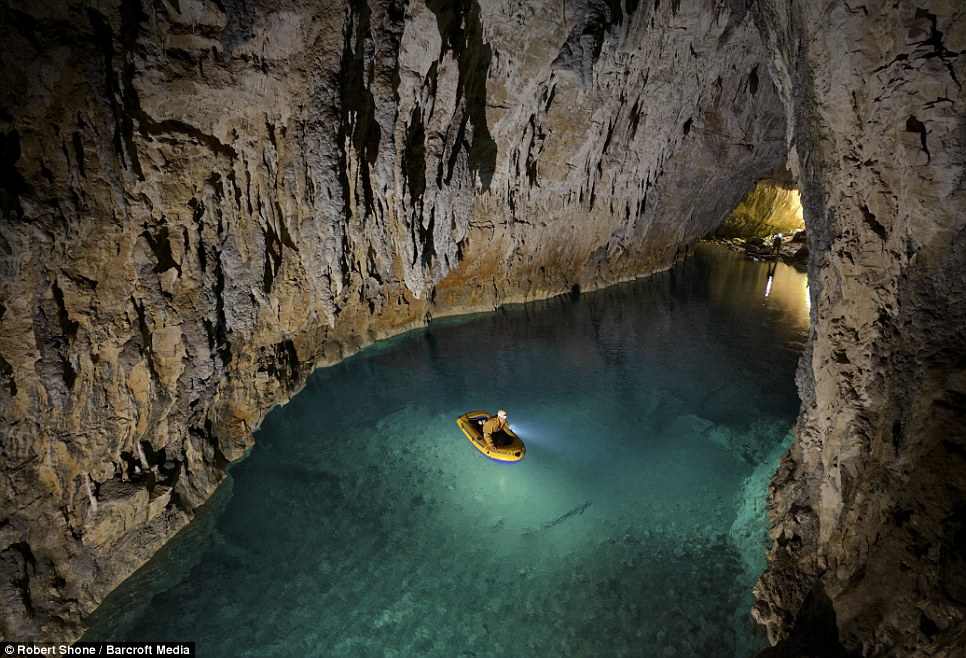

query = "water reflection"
(764, 262), (776, 297)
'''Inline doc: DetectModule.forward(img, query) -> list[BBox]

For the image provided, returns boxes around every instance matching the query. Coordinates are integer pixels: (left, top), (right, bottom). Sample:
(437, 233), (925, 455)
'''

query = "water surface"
(86, 243), (810, 657)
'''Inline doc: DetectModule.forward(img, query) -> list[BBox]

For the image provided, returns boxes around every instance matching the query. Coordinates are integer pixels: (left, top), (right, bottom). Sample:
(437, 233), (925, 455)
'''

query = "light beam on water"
(85, 244), (810, 657)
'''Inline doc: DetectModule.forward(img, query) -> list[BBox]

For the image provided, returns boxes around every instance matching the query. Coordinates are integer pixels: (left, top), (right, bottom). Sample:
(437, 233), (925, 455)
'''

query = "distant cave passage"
(708, 180), (805, 241)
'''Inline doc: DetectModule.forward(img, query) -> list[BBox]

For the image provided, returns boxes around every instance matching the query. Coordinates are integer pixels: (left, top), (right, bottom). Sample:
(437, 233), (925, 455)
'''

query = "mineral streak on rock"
(0, 0), (963, 654)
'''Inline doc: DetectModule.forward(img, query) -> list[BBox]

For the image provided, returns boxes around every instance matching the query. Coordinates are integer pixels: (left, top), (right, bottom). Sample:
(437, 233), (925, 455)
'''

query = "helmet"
(497, 410), (507, 419)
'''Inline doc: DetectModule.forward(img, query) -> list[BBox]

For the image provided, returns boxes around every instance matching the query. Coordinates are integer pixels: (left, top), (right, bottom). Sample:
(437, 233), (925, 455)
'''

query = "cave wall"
(0, 0), (786, 640)
(752, 2), (966, 656)
(2, 0), (962, 653)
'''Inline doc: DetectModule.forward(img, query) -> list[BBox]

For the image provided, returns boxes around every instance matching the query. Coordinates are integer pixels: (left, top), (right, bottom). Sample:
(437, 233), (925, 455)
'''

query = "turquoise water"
(85, 244), (810, 657)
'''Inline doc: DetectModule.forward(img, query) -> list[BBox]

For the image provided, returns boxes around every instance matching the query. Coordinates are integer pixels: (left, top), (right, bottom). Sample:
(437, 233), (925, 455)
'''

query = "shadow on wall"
(756, 585), (861, 658)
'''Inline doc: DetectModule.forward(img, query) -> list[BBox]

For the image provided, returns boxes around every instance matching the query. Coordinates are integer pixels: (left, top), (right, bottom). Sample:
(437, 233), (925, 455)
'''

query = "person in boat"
(481, 410), (508, 448)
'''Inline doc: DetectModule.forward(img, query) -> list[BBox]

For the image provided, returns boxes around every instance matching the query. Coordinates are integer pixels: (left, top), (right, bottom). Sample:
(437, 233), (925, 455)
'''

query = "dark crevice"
(755, 587), (861, 658)
(212, 245), (232, 368)
(525, 126), (538, 188)
(51, 279), (79, 390)
(257, 339), (302, 391)
(87, 2), (146, 179)
(276, 209), (295, 251)
(891, 506), (913, 527)
(168, 490), (190, 514)
(914, 8), (961, 87)
(544, 84), (556, 112)
(338, 0), (380, 220)
(227, 169), (242, 210)
(262, 222), (282, 294)
(904, 115), (930, 162)
(131, 296), (157, 381)
(629, 100), (642, 138)
(0, 354), (17, 397)
(119, 450), (153, 488)
(601, 119), (616, 154)
(749, 64), (759, 95)
(71, 131), (86, 177)
(266, 121), (277, 151)
(416, 208), (436, 268)
(872, 52), (908, 74)
(192, 198), (207, 273)
(860, 204), (887, 241)
(10, 542), (36, 616)
(244, 168), (253, 216)
(51, 281), (80, 344)
(142, 226), (181, 275)
(403, 106), (426, 205)
(426, 0), (496, 190)
(0, 129), (29, 219)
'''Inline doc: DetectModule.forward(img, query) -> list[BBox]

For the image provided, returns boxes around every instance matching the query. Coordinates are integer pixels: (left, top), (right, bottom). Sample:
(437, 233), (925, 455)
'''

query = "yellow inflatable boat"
(456, 411), (526, 463)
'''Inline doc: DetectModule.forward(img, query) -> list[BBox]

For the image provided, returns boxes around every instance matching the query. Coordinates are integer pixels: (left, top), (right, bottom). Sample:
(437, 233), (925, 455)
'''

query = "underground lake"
(83, 242), (811, 657)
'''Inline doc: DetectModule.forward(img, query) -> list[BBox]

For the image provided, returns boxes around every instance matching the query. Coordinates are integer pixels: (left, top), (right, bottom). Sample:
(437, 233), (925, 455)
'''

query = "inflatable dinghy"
(456, 410), (526, 463)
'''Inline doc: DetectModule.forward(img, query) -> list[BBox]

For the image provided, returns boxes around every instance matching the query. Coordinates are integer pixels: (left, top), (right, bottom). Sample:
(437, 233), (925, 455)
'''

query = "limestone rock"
(752, 2), (966, 656)
(0, 0), (962, 654)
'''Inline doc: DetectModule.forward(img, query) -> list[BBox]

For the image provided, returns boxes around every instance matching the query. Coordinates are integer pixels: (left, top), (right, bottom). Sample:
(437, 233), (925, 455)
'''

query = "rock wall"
(0, 0), (786, 641)
(752, 2), (966, 656)
(2, 0), (962, 653)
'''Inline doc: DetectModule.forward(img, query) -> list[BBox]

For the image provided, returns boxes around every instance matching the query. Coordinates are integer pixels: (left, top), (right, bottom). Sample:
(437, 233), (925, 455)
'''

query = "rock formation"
(752, 3), (966, 656)
(0, 0), (962, 654)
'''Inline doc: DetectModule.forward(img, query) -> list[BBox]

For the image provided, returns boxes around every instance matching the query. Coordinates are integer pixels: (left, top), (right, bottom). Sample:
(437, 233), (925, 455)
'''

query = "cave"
(0, 1), (963, 656)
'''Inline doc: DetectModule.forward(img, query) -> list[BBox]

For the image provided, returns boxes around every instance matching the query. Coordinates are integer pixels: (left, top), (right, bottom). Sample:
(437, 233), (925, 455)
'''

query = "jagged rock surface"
(0, 0), (784, 641)
(752, 2), (966, 656)
(1, 0), (963, 654)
